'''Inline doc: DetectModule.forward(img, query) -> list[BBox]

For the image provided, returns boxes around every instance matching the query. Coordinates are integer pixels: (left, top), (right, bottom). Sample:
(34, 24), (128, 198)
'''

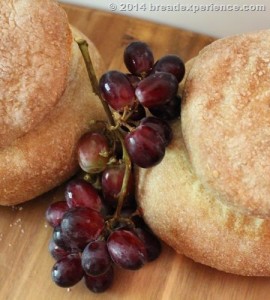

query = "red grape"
(126, 73), (141, 89)
(51, 253), (84, 288)
(53, 226), (71, 250)
(84, 266), (114, 293)
(107, 230), (147, 270)
(61, 207), (104, 249)
(140, 116), (172, 146)
(149, 95), (181, 121)
(99, 70), (135, 111)
(128, 103), (146, 122)
(82, 240), (111, 276)
(124, 41), (154, 76)
(152, 54), (185, 82)
(135, 72), (178, 108)
(65, 179), (102, 211)
(77, 132), (110, 174)
(134, 228), (162, 262)
(49, 239), (72, 261)
(124, 125), (166, 168)
(101, 164), (134, 207)
(45, 201), (69, 228)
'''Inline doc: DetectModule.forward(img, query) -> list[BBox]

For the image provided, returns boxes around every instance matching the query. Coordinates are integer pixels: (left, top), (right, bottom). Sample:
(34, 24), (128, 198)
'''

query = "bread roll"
(0, 0), (105, 205)
(182, 29), (270, 218)
(136, 30), (270, 276)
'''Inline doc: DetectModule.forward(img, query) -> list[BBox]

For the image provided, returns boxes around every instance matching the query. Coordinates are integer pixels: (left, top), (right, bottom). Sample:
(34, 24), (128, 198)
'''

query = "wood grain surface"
(1, 3), (270, 300)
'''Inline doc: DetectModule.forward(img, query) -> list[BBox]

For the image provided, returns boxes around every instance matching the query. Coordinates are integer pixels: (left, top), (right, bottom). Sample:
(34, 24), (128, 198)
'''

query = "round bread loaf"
(182, 29), (270, 218)
(136, 30), (270, 276)
(137, 120), (270, 276)
(0, 0), (105, 205)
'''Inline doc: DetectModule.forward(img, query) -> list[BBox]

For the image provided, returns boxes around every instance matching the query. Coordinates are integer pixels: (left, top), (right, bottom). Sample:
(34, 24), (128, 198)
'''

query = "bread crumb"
(11, 206), (24, 211)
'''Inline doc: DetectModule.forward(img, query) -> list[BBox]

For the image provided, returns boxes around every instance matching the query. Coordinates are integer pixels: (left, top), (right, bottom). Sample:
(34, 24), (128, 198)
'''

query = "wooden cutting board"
(1, 3), (270, 300)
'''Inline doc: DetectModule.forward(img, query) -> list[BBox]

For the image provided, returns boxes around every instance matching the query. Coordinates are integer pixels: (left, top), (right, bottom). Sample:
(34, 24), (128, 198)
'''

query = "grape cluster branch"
(76, 38), (132, 218)
(75, 39), (115, 127)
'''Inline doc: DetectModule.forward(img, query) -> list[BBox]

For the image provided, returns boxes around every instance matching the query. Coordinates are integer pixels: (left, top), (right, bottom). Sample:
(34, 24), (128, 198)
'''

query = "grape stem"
(75, 39), (115, 127)
(76, 38), (132, 218)
(113, 134), (132, 218)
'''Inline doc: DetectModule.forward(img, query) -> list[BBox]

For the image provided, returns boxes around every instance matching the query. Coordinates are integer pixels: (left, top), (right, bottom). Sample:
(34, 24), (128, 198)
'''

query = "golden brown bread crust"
(181, 30), (270, 218)
(0, 0), (72, 148)
(137, 30), (270, 276)
(136, 121), (270, 276)
(0, 3), (105, 205)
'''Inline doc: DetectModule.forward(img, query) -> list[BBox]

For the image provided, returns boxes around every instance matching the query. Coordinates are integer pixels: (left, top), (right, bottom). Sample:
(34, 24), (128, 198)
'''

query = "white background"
(60, 0), (270, 37)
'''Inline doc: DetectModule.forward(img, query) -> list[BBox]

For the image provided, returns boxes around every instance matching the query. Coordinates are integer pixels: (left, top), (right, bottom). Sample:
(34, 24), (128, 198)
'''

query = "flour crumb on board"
(11, 205), (24, 211)
(8, 218), (25, 236)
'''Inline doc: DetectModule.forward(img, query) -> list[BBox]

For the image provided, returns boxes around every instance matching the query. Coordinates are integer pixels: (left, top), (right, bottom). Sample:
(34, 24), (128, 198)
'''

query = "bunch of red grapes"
(45, 41), (185, 293)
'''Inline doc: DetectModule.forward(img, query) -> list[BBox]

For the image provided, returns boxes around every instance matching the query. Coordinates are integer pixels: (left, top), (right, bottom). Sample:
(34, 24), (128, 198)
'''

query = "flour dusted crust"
(0, 0), (72, 148)
(137, 30), (270, 276)
(137, 121), (270, 276)
(0, 1), (105, 205)
(182, 30), (270, 218)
